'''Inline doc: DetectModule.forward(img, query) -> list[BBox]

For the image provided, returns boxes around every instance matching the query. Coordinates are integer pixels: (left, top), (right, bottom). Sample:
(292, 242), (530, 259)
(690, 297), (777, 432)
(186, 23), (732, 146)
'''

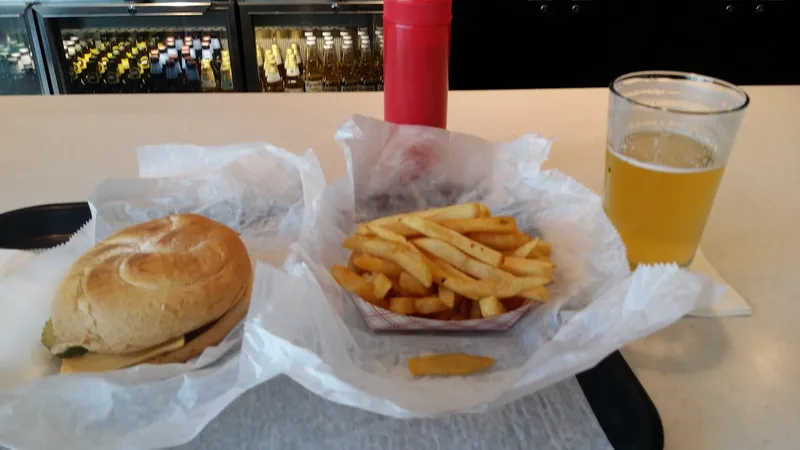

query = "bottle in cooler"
(210, 33), (221, 57)
(184, 37), (194, 58)
(139, 50), (150, 74)
(167, 39), (178, 61)
(384, 0), (452, 128)
(102, 59), (121, 93)
(283, 52), (304, 93)
(70, 62), (86, 94)
(220, 61), (234, 92)
(339, 42), (360, 92)
(164, 59), (181, 92)
(376, 39), (384, 91)
(271, 43), (285, 79)
(83, 59), (102, 94)
(291, 43), (304, 75)
(122, 65), (146, 93)
(149, 50), (166, 93)
(184, 58), (202, 92)
(321, 43), (340, 92)
(158, 44), (168, 65)
(181, 46), (190, 70)
(263, 54), (284, 93)
(169, 53), (182, 77)
(200, 59), (217, 92)
(303, 38), (324, 92)
(357, 42), (377, 91)
(201, 40), (213, 61)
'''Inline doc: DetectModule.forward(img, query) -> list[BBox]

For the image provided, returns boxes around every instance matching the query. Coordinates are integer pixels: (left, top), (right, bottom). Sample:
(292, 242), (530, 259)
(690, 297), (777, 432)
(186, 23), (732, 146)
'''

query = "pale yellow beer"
(605, 71), (748, 268)
(604, 131), (724, 267)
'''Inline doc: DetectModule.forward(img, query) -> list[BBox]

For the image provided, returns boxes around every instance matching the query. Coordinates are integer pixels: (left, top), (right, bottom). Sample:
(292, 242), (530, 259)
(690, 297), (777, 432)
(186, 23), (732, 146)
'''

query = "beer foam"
(608, 148), (719, 174)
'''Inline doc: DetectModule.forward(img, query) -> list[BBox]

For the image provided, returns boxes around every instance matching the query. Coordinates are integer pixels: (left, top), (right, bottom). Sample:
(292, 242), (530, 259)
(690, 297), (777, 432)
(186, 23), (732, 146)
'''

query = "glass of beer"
(604, 71), (749, 268)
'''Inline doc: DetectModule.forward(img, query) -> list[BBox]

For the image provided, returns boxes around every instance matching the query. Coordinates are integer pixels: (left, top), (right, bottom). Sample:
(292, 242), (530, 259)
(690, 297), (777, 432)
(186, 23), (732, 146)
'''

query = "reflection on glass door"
(0, 16), (41, 95)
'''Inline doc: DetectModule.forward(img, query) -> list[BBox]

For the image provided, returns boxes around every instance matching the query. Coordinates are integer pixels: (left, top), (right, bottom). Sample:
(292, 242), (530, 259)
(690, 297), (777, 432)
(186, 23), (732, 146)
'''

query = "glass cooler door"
(0, 4), (48, 95)
(33, 1), (243, 94)
(238, 0), (383, 93)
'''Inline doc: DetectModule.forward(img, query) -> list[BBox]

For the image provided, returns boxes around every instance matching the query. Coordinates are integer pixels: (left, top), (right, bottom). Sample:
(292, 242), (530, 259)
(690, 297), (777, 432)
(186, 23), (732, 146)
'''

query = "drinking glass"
(604, 71), (749, 268)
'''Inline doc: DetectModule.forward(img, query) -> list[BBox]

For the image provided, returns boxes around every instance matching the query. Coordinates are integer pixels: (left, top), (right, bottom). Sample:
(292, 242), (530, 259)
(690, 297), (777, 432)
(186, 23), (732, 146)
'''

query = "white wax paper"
(0, 143), (323, 450)
(242, 115), (722, 418)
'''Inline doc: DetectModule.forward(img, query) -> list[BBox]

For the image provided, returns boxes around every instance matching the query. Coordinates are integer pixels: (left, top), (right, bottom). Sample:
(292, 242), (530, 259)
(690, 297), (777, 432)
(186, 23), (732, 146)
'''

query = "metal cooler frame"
(32, 0), (244, 94)
(237, 0), (382, 93)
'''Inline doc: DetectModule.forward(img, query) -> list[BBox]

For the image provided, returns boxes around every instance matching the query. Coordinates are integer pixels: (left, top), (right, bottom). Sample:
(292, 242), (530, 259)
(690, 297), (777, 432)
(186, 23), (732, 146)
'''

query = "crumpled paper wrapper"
(0, 143), (322, 450)
(242, 115), (722, 418)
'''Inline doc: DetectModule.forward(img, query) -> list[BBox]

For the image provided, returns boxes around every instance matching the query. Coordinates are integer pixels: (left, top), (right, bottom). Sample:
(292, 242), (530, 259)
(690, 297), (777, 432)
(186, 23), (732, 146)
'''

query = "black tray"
(0, 203), (663, 450)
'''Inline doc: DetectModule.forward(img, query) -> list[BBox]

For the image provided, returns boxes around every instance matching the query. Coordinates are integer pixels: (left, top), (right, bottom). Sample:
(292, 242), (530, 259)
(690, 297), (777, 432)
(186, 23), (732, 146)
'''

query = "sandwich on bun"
(40, 213), (252, 373)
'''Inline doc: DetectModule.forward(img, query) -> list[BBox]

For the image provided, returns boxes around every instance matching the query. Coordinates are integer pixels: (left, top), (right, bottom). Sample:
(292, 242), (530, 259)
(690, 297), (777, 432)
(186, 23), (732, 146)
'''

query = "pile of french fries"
(331, 203), (555, 321)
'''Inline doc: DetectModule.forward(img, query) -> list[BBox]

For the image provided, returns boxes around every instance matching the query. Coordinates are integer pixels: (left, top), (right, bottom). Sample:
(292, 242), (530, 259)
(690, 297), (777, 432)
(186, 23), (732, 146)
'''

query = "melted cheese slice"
(59, 336), (185, 374)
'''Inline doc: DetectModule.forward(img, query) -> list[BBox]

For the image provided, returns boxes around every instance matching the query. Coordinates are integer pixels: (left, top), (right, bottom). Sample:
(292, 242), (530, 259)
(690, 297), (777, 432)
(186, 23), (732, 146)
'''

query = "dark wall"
(449, 0), (799, 90)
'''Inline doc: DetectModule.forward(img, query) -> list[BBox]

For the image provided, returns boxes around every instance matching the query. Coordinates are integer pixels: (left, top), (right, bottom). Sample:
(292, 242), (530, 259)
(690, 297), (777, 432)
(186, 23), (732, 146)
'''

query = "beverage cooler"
(0, 4), (48, 95)
(32, 0), (244, 94)
(238, 0), (383, 93)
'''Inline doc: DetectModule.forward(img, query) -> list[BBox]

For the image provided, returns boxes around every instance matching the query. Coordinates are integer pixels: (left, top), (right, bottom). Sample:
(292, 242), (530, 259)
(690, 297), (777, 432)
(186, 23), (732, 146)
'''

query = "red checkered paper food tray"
(353, 295), (535, 331)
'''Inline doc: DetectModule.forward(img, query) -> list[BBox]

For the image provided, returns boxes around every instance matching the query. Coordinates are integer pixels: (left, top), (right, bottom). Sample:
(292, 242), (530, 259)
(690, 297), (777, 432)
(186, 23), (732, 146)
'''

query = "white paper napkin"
(0, 249), (33, 280)
(688, 249), (752, 317)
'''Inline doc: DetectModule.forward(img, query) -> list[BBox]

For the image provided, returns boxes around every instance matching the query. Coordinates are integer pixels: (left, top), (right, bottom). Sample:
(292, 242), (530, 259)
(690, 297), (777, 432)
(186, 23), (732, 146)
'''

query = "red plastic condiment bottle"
(383, 0), (452, 129)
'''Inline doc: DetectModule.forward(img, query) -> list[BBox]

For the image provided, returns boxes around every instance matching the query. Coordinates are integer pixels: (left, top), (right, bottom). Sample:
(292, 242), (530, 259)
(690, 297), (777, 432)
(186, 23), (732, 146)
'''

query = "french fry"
(469, 300), (482, 319)
(467, 231), (531, 251)
(343, 236), (433, 287)
(347, 252), (362, 273)
(501, 297), (526, 311)
(438, 286), (456, 308)
(413, 238), (513, 280)
(368, 224), (409, 245)
(401, 216), (504, 267)
(533, 256), (556, 269)
(389, 297), (416, 315)
(422, 203), (484, 222)
(352, 254), (404, 278)
(518, 286), (548, 302)
(399, 271), (431, 296)
(355, 224), (373, 236)
(437, 217), (517, 234)
(408, 353), (495, 377)
(366, 203), (484, 237)
(510, 238), (540, 258)
(436, 274), (549, 300)
(337, 203), (555, 323)
(415, 296), (450, 315)
(427, 255), (474, 281)
(372, 273), (393, 299)
(478, 296), (507, 318)
(331, 265), (389, 309)
(535, 240), (552, 256)
(501, 256), (554, 278)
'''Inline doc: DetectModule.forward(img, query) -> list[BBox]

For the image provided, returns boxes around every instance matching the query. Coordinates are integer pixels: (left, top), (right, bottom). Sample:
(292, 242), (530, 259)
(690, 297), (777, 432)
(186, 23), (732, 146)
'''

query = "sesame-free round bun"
(50, 214), (252, 355)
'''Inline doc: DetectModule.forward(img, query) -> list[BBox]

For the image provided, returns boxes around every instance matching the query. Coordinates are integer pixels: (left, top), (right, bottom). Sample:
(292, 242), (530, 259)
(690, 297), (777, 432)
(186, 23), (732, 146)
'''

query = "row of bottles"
(62, 30), (234, 94)
(258, 27), (384, 93)
(0, 31), (39, 95)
